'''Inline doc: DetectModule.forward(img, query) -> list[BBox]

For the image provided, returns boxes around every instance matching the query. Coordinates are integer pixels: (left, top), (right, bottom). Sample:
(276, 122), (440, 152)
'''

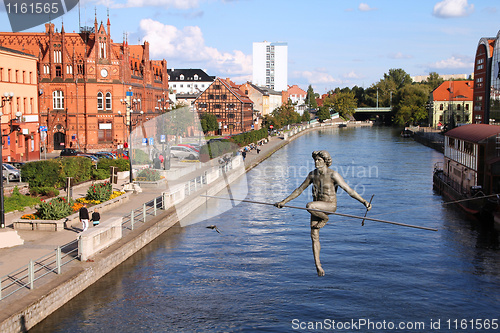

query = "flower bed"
(14, 182), (128, 231)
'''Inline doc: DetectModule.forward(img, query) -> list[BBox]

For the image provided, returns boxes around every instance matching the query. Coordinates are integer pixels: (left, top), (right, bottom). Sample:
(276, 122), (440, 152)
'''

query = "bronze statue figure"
(275, 150), (372, 276)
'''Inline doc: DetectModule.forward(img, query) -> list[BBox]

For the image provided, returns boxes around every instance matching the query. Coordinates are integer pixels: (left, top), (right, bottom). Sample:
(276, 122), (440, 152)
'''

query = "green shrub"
(136, 168), (161, 181)
(97, 158), (130, 172)
(36, 197), (75, 220)
(22, 160), (61, 188)
(60, 157), (92, 185)
(29, 187), (60, 197)
(86, 181), (112, 202)
(91, 168), (110, 180)
(4, 187), (41, 213)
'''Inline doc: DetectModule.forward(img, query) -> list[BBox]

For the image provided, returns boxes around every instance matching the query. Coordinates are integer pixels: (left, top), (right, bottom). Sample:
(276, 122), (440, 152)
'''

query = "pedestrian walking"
(91, 208), (101, 227)
(79, 204), (89, 232)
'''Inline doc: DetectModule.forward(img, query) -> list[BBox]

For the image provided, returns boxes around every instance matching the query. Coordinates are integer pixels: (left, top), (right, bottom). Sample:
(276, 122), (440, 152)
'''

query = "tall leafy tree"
(306, 85), (318, 109)
(425, 72), (444, 91)
(324, 91), (357, 119)
(317, 106), (331, 122)
(302, 110), (311, 122)
(392, 84), (430, 126)
(384, 68), (413, 89)
(200, 113), (219, 133)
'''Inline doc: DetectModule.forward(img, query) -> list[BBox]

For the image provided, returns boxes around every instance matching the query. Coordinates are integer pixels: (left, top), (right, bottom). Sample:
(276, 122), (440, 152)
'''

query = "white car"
(170, 146), (199, 160)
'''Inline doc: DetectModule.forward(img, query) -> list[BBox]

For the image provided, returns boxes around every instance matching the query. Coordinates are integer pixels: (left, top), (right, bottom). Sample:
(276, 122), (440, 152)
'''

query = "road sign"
(160, 134), (166, 143)
(149, 138), (154, 145)
(39, 126), (48, 132)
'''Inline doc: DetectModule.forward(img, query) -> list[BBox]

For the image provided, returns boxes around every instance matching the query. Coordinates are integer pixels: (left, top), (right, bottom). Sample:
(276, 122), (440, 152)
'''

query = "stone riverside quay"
(0, 119), (371, 332)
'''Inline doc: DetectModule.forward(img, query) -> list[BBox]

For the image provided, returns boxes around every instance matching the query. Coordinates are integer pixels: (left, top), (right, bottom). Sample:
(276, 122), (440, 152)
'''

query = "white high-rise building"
(252, 41), (288, 91)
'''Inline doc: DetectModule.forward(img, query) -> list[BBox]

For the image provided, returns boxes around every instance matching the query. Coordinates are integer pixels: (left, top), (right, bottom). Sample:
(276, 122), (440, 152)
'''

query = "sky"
(0, 0), (499, 94)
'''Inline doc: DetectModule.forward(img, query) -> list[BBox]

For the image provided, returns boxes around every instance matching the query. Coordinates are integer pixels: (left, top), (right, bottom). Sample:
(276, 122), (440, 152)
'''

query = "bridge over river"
(354, 107), (392, 122)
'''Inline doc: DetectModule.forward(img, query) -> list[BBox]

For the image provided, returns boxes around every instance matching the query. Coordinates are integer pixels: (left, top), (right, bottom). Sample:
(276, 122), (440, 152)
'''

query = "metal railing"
(0, 156), (237, 301)
(0, 240), (78, 300)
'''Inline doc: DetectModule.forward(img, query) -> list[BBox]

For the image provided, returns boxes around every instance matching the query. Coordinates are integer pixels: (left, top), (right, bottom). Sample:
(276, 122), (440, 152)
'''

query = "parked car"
(60, 148), (82, 157)
(76, 153), (99, 164)
(177, 144), (200, 152)
(170, 146), (199, 160)
(3, 163), (20, 181)
(6, 161), (25, 170)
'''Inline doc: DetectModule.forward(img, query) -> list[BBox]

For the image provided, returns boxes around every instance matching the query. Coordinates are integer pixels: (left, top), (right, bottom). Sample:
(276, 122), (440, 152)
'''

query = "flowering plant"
(86, 181), (112, 202)
(36, 197), (75, 220)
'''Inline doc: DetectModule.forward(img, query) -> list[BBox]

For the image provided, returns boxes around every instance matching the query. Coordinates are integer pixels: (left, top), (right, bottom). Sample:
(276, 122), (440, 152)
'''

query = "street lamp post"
(118, 98), (141, 184)
(0, 92), (16, 228)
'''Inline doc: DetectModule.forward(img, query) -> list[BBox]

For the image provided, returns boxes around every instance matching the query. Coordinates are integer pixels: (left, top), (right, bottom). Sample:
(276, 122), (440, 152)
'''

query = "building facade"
(284, 85), (307, 115)
(0, 17), (168, 153)
(429, 80), (473, 128)
(472, 31), (500, 124)
(0, 46), (39, 162)
(194, 78), (253, 135)
(167, 69), (215, 94)
(252, 41), (288, 92)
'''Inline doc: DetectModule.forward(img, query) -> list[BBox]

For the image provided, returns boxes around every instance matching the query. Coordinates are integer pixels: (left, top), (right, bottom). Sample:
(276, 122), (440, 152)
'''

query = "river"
(31, 126), (500, 332)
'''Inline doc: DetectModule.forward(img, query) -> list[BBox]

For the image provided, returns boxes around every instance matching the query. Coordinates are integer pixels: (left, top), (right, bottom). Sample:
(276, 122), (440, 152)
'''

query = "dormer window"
(180, 74), (184, 80)
(194, 74), (199, 80)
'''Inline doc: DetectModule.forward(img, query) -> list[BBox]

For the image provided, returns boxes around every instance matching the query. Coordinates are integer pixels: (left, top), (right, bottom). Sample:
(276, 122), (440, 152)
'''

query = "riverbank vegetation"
(304, 68), (469, 127)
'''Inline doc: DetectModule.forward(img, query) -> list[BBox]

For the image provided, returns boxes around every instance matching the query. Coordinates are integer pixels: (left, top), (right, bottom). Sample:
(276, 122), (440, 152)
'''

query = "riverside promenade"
(0, 120), (366, 332)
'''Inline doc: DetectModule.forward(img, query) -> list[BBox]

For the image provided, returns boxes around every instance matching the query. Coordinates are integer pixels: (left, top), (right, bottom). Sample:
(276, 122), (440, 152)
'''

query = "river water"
(32, 127), (500, 332)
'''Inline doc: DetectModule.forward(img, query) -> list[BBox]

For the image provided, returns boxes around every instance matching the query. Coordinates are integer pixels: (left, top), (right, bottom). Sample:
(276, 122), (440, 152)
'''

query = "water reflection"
(31, 127), (500, 333)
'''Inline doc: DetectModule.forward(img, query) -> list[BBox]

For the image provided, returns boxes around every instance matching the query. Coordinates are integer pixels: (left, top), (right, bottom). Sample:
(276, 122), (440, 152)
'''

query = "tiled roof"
(432, 81), (473, 101)
(445, 124), (500, 143)
(167, 69), (215, 81)
(287, 84), (306, 96)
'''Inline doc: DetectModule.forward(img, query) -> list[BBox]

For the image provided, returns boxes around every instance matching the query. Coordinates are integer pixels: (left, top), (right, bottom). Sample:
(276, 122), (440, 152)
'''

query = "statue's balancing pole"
(200, 195), (438, 232)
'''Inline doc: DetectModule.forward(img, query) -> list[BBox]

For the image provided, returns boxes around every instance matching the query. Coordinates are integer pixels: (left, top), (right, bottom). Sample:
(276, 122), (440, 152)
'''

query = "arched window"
(97, 92), (103, 110)
(106, 92), (112, 110)
(53, 91), (64, 109)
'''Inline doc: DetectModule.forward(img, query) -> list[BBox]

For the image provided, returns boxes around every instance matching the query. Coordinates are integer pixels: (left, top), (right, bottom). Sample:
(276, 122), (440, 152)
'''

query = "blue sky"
(1, 0), (499, 93)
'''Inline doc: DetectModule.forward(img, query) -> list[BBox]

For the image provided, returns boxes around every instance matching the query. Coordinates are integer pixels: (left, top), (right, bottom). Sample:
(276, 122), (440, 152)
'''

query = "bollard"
(131, 209), (134, 230)
(56, 247), (61, 274)
(29, 260), (34, 290)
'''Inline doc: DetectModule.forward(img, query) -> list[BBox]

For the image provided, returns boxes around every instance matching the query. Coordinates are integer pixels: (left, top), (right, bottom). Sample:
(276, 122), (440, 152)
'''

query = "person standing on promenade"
(91, 208), (101, 227)
(274, 150), (372, 276)
(79, 204), (89, 232)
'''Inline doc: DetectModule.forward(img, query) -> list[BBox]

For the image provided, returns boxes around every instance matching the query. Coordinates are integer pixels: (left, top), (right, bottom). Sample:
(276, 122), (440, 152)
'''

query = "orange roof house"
(429, 81), (473, 128)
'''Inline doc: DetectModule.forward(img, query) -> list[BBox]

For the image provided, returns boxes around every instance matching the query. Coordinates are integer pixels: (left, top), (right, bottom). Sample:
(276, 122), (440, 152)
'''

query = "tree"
(425, 72), (444, 91)
(302, 110), (311, 122)
(306, 85), (318, 109)
(317, 106), (331, 122)
(384, 68), (412, 89)
(392, 84), (430, 126)
(325, 91), (357, 119)
(270, 101), (301, 128)
(200, 113), (219, 133)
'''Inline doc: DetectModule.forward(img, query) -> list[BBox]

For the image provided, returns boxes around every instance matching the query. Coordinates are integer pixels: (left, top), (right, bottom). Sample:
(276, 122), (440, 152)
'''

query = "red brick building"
(472, 36), (495, 124)
(194, 78), (253, 135)
(0, 17), (168, 152)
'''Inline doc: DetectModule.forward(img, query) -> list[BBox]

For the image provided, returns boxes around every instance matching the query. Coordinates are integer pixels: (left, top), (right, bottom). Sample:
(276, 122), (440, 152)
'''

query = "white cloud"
(139, 19), (251, 75)
(359, 3), (377, 11)
(428, 56), (473, 69)
(433, 0), (474, 18)
(342, 71), (362, 79)
(292, 70), (340, 85)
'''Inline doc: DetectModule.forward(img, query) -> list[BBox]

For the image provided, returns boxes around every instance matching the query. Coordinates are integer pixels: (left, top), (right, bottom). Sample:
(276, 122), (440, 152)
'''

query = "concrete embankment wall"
(413, 131), (444, 153)
(0, 160), (247, 333)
